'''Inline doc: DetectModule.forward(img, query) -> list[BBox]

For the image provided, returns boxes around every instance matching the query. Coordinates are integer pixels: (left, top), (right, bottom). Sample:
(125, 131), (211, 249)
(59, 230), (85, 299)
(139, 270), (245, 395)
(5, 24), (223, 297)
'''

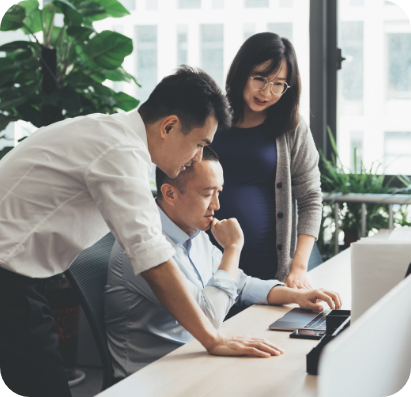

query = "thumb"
(211, 218), (219, 230)
(302, 300), (323, 312)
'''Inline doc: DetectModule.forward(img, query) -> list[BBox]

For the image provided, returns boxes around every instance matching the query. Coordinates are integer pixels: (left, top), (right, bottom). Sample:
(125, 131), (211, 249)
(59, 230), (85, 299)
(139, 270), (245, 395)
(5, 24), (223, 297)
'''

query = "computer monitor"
(318, 274), (411, 397)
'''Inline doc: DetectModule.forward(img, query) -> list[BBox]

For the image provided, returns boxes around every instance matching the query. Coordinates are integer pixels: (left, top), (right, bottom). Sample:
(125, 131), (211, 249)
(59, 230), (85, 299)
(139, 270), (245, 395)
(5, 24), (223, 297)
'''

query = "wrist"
(223, 243), (243, 253)
(290, 262), (307, 273)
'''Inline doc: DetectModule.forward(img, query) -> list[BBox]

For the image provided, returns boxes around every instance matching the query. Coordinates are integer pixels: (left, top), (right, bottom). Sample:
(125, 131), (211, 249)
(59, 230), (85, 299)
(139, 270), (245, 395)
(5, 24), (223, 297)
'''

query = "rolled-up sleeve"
(236, 269), (284, 307)
(85, 143), (175, 275)
(290, 118), (323, 239)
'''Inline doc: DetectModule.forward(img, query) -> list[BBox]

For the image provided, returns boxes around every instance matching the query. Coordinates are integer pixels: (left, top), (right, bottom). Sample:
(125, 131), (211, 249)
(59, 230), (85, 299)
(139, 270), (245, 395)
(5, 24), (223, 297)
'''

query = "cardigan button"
(277, 212), (283, 219)
(277, 244), (282, 250)
(276, 182), (282, 188)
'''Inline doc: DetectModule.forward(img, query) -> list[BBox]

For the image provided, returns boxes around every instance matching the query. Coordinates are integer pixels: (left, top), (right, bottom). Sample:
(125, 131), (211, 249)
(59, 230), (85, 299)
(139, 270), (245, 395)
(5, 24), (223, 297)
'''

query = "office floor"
(70, 367), (103, 397)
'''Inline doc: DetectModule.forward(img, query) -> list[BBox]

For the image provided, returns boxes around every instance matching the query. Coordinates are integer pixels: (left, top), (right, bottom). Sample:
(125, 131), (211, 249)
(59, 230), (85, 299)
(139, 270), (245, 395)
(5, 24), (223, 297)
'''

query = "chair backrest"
(307, 242), (323, 272)
(65, 232), (115, 391)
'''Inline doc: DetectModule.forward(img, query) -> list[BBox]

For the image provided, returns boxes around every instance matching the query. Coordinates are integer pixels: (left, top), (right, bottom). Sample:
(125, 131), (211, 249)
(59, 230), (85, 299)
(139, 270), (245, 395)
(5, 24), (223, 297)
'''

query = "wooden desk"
(98, 248), (352, 397)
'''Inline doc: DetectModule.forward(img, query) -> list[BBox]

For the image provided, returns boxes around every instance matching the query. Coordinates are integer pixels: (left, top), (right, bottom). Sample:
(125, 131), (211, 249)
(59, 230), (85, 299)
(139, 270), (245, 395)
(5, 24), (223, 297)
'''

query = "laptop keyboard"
(303, 312), (328, 330)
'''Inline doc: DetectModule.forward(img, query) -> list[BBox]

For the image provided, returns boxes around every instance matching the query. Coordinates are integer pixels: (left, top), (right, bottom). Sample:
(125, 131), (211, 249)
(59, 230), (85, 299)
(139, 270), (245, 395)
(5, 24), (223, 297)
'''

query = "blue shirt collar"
(156, 202), (200, 245)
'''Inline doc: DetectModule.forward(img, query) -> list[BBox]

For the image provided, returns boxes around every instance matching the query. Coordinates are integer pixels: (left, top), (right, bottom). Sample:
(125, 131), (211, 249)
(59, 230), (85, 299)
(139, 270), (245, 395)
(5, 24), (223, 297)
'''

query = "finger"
(243, 347), (271, 358)
(247, 339), (284, 355)
(324, 290), (342, 309)
(301, 299), (323, 312)
(314, 290), (336, 309)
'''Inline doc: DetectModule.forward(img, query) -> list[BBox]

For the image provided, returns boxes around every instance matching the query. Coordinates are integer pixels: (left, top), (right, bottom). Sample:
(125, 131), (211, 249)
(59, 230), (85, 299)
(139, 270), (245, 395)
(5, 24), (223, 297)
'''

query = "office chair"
(65, 232), (115, 391)
(307, 242), (323, 271)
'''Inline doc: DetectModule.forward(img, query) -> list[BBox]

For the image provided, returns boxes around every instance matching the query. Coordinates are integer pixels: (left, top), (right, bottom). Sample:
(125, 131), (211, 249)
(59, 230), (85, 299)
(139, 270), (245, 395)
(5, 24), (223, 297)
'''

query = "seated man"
(104, 146), (341, 379)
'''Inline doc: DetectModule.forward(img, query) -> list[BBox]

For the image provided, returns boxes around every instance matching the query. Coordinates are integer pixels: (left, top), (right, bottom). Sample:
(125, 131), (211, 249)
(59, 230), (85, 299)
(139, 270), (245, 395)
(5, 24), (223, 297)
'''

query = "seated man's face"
(172, 160), (224, 232)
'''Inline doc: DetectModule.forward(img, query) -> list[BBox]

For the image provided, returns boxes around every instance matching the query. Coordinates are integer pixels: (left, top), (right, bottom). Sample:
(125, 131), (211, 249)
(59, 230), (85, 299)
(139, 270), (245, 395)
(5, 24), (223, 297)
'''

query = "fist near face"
(210, 218), (244, 249)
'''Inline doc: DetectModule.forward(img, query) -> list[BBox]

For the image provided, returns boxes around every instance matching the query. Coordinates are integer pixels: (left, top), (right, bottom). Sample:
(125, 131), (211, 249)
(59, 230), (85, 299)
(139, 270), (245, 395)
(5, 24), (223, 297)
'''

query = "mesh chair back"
(307, 242), (323, 272)
(65, 232), (115, 391)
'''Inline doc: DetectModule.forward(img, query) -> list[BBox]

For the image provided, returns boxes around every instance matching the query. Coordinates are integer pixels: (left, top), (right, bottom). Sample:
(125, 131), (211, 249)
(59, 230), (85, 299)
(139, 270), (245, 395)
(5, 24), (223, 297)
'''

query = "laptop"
(269, 308), (332, 331)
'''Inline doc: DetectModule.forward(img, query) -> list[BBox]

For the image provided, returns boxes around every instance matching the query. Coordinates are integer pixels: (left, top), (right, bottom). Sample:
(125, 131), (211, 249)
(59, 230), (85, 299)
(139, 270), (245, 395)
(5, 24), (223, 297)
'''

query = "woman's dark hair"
(139, 66), (231, 134)
(226, 32), (301, 136)
(156, 146), (219, 199)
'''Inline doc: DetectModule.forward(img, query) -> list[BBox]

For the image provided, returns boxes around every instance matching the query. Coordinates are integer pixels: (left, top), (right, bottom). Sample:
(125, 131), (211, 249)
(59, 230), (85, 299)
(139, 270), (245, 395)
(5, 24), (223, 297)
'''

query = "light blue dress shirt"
(104, 204), (284, 378)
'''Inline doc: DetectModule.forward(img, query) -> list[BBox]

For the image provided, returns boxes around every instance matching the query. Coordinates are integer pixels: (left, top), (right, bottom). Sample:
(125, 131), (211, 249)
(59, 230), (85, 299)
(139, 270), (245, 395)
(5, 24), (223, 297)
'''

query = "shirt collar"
(156, 202), (200, 245)
(126, 110), (148, 149)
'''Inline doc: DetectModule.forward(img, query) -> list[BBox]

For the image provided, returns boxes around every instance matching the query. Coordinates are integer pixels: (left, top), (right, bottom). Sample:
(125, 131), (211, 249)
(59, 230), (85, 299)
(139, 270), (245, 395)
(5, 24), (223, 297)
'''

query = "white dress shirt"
(0, 111), (174, 278)
(104, 204), (284, 378)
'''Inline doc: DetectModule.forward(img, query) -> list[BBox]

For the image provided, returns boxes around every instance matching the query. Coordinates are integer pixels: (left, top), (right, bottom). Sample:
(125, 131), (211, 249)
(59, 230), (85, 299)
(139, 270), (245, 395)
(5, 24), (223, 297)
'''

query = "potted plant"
(0, 0), (139, 385)
(0, 0), (140, 159)
(318, 128), (411, 259)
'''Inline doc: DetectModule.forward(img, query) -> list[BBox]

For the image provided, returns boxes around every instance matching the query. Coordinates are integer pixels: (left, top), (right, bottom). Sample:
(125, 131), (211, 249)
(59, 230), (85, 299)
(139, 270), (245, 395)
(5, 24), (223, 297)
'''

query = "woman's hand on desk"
(207, 333), (284, 358)
(285, 268), (312, 290)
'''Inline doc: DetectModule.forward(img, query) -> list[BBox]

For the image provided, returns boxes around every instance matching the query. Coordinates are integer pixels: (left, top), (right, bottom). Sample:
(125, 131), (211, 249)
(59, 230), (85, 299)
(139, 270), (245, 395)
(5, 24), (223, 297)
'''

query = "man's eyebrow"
(203, 184), (224, 191)
(202, 139), (211, 145)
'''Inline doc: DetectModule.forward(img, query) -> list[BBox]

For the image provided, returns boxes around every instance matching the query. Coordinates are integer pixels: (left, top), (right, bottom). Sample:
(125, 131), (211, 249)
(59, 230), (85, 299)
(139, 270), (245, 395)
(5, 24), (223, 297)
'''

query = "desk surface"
(98, 246), (354, 397)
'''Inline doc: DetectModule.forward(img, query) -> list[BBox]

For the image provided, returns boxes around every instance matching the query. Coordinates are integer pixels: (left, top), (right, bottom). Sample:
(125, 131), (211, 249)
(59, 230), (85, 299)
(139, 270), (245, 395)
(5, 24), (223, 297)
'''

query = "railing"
(322, 193), (411, 255)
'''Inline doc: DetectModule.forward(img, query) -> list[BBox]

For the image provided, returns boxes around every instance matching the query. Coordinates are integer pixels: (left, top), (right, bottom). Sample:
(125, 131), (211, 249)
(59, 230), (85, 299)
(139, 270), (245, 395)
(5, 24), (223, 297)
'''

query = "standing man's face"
(158, 116), (218, 178)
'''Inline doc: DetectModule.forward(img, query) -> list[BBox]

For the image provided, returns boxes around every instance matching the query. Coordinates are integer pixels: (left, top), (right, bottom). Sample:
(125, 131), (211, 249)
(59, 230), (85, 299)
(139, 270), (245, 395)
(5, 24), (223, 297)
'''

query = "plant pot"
(343, 228), (358, 249)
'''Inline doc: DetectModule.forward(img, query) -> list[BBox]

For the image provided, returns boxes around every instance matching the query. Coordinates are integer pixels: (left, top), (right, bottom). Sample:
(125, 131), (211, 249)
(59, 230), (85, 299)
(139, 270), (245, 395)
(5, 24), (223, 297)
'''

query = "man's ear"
(160, 115), (179, 139)
(161, 183), (177, 206)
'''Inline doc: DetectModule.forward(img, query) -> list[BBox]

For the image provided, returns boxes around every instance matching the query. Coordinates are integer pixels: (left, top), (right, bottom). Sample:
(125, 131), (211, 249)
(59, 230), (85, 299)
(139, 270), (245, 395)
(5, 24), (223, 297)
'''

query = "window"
(279, 0), (293, 8)
(267, 23), (293, 42)
(146, 0), (157, 10)
(245, 0), (269, 8)
(384, 132), (411, 174)
(177, 25), (188, 66)
(387, 34), (411, 100)
(135, 26), (157, 103)
(212, 0), (224, 9)
(200, 24), (224, 88)
(244, 23), (256, 41)
(350, 131), (363, 172)
(119, 0), (135, 11)
(179, 0), (201, 9)
(337, 0), (411, 175)
(350, 0), (364, 6)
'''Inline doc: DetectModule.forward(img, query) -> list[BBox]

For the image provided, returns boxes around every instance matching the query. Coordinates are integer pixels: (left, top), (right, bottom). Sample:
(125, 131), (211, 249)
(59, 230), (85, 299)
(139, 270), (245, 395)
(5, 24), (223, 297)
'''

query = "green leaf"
(67, 25), (94, 41)
(18, 0), (39, 14)
(65, 70), (95, 87)
(113, 91), (139, 111)
(53, 0), (83, 26)
(0, 113), (19, 131)
(0, 95), (30, 110)
(15, 69), (39, 85)
(0, 5), (26, 31)
(102, 66), (139, 86)
(76, 1), (106, 19)
(15, 103), (43, 127)
(0, 41), (34, 52)
(92, 0), (130, 18)
(22, 7), (42, 34)
(0, 58), (14, 73)
(57, 85), (81, 112)
(83, 30), (133, 69)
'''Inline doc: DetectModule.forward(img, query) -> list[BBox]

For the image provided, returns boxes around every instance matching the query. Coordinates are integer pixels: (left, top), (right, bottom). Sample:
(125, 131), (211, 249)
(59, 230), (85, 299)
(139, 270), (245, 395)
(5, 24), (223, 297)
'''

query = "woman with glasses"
(210, 32), (322, 301)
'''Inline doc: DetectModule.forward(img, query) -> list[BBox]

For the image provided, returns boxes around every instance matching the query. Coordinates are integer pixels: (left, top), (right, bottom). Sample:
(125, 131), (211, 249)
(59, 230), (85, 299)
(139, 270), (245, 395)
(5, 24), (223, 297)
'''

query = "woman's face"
(242, 60), (288, 114)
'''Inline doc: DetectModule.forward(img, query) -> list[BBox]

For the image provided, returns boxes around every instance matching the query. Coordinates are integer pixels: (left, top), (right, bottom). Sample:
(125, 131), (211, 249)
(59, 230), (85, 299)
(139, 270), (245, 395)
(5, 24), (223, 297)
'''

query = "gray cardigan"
(274, 117), (323, 282)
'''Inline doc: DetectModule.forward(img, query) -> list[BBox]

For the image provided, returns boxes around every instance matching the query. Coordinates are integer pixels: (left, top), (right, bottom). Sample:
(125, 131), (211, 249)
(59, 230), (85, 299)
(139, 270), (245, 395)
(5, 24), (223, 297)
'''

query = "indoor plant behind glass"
(0, 0), (140, 384)
(318, 128), (411, 259)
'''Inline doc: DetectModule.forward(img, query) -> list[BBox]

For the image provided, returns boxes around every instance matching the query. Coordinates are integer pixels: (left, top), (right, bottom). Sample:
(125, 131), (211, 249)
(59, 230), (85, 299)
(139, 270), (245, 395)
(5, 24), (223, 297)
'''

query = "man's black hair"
(156, 146), (220, 199)
(139, 65), (231, 134)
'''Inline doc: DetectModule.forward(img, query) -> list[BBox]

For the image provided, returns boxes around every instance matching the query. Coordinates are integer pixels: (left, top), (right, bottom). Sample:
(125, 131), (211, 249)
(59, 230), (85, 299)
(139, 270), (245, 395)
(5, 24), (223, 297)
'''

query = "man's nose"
(192, 146), (203, 163)
(210, 194), (220, 211)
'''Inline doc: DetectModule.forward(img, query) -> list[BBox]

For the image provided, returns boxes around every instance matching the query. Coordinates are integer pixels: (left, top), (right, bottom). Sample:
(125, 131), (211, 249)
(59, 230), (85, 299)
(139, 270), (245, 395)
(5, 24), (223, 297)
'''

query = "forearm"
(267, 286), (298, 305)
(141, 257), (218, 351)
(217, 245), (242, 279)
(290, 234), (315, 272)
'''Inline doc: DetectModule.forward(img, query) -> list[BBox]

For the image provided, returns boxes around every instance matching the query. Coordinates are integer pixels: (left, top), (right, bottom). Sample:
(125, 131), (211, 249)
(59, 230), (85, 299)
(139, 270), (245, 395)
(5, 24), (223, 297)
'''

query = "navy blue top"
(209, 124), (278, 280)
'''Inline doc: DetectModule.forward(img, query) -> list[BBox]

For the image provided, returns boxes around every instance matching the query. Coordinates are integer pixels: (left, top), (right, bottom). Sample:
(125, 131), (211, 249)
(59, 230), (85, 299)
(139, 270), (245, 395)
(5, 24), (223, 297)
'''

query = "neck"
(235, 106), (266, 128)
(156, 199), (191, 233)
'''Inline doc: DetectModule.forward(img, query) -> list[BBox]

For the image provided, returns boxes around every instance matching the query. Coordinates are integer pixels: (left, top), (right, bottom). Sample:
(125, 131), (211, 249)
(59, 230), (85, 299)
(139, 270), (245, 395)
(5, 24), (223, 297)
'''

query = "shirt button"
(277, 182), (282, 188)
(277, 212), (283, 219)
(277, 244), (282, 250)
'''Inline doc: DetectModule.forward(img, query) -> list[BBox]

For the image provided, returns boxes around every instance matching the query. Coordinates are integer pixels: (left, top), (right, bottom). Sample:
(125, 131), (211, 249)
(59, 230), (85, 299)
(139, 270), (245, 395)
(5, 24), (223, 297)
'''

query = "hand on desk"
(285, 268), (313, 290)
(208, 333), (284, 358)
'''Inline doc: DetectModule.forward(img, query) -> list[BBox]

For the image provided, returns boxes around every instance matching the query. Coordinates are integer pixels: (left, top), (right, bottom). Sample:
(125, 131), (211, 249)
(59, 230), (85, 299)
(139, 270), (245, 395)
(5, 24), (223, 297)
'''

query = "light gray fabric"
(274, 117), (323, 282)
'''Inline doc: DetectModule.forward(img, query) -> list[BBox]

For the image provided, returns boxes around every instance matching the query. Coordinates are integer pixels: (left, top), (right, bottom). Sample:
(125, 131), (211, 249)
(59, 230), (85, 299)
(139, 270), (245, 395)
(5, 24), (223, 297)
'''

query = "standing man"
(0, 67), (281, 397)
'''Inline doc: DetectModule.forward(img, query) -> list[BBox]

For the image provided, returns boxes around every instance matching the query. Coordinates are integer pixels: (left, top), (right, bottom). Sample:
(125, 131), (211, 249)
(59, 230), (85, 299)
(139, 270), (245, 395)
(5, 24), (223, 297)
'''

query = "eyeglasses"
(250, 76), (290, 96)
